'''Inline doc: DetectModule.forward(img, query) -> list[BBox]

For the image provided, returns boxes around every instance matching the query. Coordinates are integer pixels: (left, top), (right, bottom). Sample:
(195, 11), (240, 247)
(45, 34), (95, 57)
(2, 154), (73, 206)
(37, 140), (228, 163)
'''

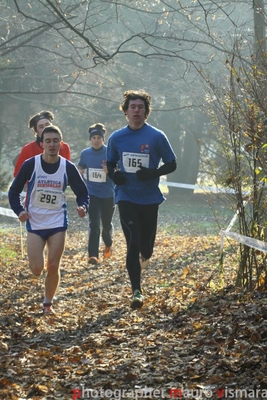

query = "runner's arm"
(66, 162), (90, 211)
(9, 158), (35, 215)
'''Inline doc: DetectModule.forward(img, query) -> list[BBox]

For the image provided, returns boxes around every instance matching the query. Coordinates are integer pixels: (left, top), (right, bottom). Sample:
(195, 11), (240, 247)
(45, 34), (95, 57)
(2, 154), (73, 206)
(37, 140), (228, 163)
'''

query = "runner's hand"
(112, 171), (127, 185)
(136, 166), (158, 181)
(18, 210), (30, 222)
(77, 206), (87, 218)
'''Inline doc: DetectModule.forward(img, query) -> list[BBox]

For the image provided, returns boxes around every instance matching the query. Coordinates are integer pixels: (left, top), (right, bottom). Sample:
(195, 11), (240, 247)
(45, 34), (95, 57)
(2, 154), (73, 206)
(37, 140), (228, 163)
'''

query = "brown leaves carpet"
(1, 194), (267, 399)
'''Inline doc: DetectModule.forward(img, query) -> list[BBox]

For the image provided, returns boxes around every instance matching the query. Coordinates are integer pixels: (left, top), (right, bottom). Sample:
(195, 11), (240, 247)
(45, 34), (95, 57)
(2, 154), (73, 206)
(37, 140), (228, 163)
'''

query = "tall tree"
(0, 0), (260, 188)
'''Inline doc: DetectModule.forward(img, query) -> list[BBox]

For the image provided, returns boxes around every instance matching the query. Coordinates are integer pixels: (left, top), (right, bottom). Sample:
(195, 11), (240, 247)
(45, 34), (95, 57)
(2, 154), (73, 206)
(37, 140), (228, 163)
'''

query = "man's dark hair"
(40, 125), (63, 143)
(119, 90), (152, 119)
(28, 110), (54, 133)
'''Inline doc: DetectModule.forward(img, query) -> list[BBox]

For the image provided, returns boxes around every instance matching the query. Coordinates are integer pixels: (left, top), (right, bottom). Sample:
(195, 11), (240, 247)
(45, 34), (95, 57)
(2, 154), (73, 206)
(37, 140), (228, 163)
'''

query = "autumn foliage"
(0, 194), (267, 399)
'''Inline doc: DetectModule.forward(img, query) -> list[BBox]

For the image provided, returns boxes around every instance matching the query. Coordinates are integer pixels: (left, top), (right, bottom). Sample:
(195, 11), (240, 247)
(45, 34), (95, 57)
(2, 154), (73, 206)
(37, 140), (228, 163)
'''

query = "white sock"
(43, 297), (52, 305)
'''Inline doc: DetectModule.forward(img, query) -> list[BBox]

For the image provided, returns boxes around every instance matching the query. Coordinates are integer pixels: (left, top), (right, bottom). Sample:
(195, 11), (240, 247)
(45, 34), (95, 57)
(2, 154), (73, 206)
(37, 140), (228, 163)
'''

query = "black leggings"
(118, 201), (159, 293)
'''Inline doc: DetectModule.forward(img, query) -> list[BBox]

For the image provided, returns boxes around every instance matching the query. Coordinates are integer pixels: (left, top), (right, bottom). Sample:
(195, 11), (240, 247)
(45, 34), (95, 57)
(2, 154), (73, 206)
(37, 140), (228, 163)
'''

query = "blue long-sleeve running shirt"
(78, 145), (114, 198)
(107, 123), (176, 205)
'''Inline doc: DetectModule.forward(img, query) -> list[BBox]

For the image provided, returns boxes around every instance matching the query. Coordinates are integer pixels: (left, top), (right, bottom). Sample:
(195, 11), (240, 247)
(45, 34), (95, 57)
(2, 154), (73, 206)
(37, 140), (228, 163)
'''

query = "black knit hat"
(88, 123), (105, 140)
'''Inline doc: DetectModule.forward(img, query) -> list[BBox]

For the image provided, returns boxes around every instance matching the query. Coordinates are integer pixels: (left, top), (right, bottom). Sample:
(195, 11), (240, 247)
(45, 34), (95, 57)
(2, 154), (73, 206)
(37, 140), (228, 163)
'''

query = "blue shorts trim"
(28, 227), (67, 240)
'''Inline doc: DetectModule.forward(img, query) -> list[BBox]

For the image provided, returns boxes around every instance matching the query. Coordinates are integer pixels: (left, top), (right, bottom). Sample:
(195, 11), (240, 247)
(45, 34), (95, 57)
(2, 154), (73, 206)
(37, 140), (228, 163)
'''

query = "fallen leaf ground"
(0, 193), (267, 400)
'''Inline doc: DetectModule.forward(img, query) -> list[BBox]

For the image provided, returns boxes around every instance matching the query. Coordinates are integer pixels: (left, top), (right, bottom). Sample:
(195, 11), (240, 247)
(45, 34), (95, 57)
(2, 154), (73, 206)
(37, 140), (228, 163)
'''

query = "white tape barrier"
(0, 191), (26, 197)
(0, 183), (224, 219)
(0, 191), (26, 219)
(0, 187), (265, 255)
(220, 229), (267, 253)
(160, 183), (266, 254)
(224, 201), (249, 234)
(0, 182), (244, 220)
(0, 192), (25, 256)
(219, 198), (267, 253)
(160, 181), (236, 194)
(161, 182), (266, 253)
(0, 207), (17, 218)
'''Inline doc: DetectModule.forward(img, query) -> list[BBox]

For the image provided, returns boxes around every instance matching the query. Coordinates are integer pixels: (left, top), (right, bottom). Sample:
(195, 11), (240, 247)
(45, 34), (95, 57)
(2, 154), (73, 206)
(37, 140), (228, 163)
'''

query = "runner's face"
(91, 135), (104, 150)
(42, 132), (61, 157)
(36, 118), (51, 137)
(125, 99), (146, 126)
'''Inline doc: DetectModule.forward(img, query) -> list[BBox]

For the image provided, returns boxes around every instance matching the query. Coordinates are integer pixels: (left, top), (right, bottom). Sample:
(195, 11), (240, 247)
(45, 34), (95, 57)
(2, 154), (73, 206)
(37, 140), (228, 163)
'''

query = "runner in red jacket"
(13, 110), (71, 177)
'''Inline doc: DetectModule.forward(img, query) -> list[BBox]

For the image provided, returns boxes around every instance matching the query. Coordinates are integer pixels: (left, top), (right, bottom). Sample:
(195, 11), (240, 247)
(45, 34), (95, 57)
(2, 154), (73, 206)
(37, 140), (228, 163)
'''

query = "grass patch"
(0, 246), (17, 259)
(158, 192), (234, 236)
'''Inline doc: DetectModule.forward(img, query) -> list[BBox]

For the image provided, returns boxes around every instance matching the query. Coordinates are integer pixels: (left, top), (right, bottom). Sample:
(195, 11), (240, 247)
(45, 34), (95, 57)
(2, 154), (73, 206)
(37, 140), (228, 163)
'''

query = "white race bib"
(33, 189), (63, 210)
(122, 152), (149, 173)
(88, 168), (106, 182)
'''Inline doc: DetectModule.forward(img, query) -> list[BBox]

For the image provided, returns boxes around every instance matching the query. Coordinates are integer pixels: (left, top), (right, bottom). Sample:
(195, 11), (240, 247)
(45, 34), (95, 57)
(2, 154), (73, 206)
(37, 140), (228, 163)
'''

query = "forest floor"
(0, 192), (267, 400)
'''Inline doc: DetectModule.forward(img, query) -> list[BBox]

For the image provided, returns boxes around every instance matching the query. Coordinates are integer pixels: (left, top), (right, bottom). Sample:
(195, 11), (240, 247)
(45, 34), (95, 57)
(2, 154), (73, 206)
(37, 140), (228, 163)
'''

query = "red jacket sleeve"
(13, 142), (41, 177)
(59, 142), (71, 160)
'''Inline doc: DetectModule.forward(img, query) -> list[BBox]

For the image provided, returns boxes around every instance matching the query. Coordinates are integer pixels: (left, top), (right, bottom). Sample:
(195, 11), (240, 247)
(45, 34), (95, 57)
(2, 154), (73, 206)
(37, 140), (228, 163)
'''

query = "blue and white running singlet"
(25, 155), (68, 230)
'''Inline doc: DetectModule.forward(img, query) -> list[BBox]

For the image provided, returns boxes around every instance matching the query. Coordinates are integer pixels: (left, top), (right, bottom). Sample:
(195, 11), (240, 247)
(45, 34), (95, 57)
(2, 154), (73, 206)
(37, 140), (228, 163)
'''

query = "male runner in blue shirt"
(78, 123), (115, 265)
(107, 90), (176, 309)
